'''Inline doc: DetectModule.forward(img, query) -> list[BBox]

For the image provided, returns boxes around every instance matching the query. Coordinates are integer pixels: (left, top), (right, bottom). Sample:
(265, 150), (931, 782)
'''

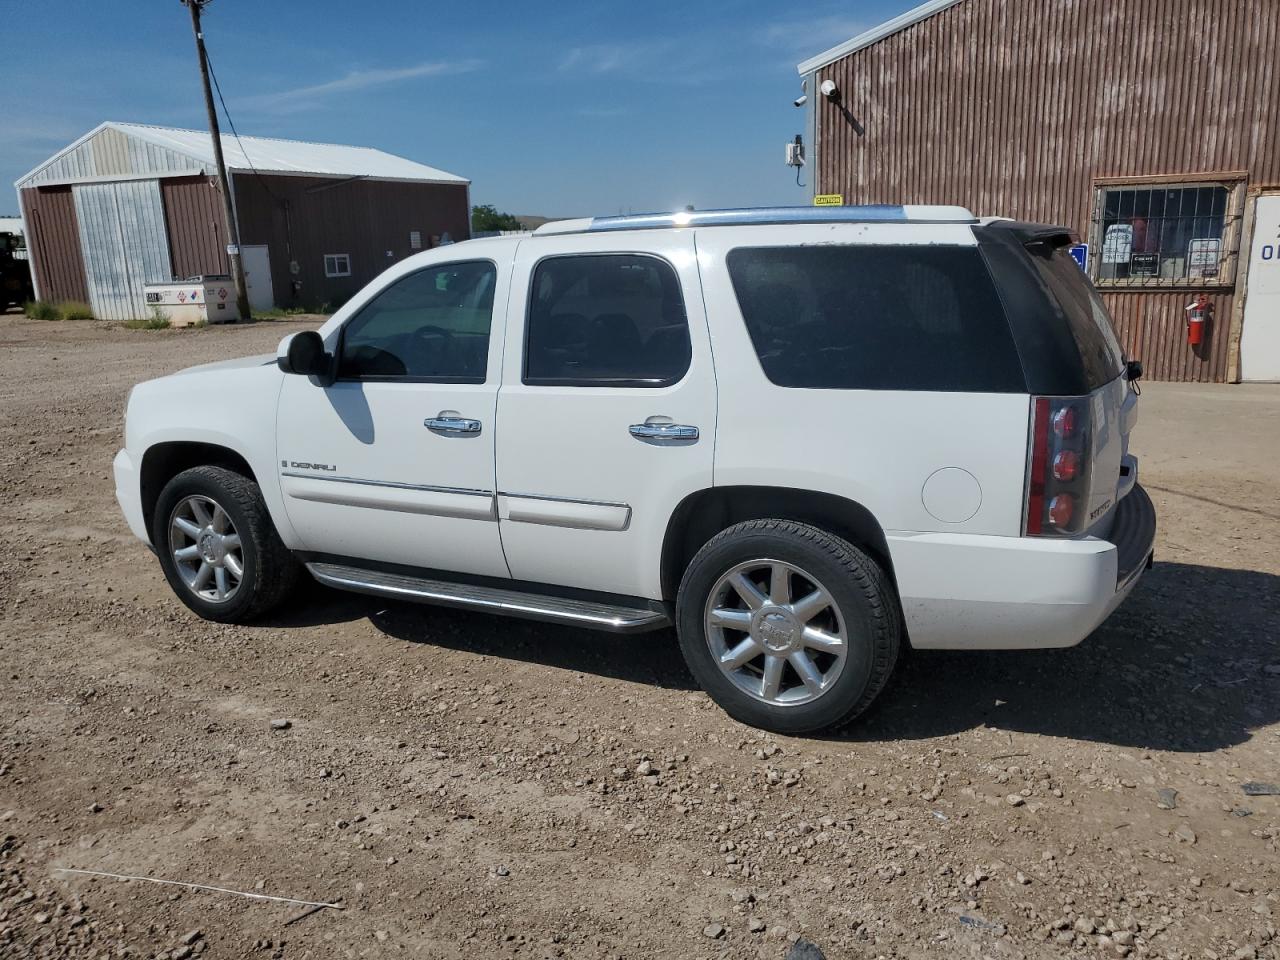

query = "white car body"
(115, 206), (1153, 655)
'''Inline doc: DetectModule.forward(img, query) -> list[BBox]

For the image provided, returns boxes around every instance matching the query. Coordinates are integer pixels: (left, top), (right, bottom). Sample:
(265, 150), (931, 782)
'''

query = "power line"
(204, 50), (282, 206)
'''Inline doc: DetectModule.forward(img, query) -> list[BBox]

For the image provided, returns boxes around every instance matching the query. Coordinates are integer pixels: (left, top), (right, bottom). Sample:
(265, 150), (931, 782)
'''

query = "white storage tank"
(142, 275), (241, 327)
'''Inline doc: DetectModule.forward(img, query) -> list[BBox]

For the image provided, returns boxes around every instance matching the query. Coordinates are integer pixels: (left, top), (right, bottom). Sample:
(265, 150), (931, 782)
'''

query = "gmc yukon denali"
(114, 205), (1156, 733)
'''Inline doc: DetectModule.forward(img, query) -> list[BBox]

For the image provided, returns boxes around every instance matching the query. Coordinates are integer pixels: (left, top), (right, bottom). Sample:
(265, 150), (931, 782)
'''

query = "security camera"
(793, 94), (808, 107)
(820, 79), (840, 103)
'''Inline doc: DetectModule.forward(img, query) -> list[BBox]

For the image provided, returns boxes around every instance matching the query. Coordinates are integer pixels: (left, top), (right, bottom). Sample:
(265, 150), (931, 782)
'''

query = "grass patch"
(254, 306), (311, 319)
(23, 300), (60, 321)
(22, 300), (96, 321)
(123, 316), (171, 330)
(59, 301), (94, 321)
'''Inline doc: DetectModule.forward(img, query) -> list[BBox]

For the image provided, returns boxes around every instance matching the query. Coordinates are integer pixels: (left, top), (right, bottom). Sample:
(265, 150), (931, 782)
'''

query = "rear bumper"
(113, 448), (151, 545)
(890, 484), (1156, 650)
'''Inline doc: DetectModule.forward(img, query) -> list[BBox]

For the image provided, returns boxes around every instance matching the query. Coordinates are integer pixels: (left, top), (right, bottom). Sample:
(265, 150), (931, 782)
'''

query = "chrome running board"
(306, 562), (670, 634)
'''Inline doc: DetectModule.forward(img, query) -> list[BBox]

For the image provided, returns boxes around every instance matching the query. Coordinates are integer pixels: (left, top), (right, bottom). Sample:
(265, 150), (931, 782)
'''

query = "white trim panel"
(498, 494), (632, 532)
(281, 474), (497, 521)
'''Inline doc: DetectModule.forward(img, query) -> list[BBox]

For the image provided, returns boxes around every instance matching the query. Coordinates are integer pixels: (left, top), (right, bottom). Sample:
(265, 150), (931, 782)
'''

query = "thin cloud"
(756, 15), (871, 54)
(242, 59), (484, 111)
(558, 44), (642, 74)
(556, 40), (714, 86)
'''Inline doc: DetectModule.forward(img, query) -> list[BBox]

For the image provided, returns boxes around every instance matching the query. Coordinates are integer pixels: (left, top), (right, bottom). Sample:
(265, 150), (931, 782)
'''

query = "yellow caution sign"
(813, 194), (844, 206)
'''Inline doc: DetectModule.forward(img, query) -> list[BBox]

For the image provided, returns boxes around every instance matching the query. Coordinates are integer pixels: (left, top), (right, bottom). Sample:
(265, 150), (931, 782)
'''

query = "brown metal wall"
(161, 176), (230, 280)
(231, 174), (470, 310)
(19, 186), (89, 305)
(815, 0), (1280, 381)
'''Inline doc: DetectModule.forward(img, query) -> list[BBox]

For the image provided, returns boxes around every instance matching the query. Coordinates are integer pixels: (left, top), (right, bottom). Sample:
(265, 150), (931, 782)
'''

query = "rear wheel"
(154, 466), (300, 623)
(675, 520), (901, 734)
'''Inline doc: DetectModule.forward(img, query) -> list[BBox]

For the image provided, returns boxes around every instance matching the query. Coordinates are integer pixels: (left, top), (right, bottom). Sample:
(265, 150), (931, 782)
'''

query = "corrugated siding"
(20, 126), (201, 187)
(815, 0), (1279, 381)
(1102, 289), (1232, 383)
(89, 126), (132, 178)
(162, 176), (230, 279)
(125, 135), (201, 179)
(73, 179), (173, 321)
(19, 186), (89, 304)
(231, 173), (470, 310)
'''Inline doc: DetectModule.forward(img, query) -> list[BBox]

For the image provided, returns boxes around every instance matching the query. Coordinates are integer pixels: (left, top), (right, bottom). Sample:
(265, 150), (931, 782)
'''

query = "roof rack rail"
(534, 205), (977, 236)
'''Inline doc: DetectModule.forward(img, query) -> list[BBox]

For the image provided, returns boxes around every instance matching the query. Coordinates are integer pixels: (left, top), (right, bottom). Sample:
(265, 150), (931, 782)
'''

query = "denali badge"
(1089, 499), (1113, 522)
(282, 460), (337, 472)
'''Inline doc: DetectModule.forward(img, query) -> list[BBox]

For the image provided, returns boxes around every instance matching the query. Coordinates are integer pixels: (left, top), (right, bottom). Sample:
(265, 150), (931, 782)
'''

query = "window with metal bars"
(1090, 179), (1242, 286)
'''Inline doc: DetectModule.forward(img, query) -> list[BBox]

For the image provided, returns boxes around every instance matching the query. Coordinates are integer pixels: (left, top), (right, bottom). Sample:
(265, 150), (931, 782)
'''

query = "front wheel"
(675, 520), (901, 735)
(154, 466), (300, 623)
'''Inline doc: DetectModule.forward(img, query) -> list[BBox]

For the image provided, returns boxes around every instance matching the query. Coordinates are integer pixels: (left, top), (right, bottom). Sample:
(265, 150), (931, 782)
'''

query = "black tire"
(675, 519), (901, 735)
(154, 465), (300, 623)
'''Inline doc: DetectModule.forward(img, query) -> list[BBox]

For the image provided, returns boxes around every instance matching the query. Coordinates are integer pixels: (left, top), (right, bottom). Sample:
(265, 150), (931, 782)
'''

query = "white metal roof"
(797, 0), (968, 74)
(17, 121), (468, 188)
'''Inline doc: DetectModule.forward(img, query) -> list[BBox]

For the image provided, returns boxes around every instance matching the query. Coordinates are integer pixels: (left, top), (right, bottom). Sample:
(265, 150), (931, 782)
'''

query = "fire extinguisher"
(1184, 294), (1210, 346)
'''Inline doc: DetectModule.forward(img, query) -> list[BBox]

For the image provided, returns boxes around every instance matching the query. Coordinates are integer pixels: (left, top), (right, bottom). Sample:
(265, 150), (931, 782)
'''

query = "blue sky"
(2, 1), (910, 217)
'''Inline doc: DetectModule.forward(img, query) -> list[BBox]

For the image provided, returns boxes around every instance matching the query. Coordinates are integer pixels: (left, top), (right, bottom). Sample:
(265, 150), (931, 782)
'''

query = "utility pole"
(183, 0), (251, 321)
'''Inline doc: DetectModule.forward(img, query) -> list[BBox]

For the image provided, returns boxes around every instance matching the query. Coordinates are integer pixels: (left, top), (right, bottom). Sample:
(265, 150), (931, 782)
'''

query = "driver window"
(338, 260), (496, 382)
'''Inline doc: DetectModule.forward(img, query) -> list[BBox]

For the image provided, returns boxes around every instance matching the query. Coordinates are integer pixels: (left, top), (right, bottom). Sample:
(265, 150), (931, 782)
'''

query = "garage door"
(72, 180), (172, 321)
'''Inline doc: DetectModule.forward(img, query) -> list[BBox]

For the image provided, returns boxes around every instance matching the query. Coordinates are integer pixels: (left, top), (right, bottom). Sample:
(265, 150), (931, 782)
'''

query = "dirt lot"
(1, 312), (1277, 960)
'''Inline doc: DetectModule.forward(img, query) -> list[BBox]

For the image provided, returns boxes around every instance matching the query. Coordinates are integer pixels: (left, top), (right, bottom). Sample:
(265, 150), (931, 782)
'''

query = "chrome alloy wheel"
(168, 495), (244, 603)
(703, 559), (848, 707)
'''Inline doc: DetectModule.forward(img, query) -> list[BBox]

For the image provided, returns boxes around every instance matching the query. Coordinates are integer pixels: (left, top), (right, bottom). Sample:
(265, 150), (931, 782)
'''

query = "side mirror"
(277, 331), (335, 385)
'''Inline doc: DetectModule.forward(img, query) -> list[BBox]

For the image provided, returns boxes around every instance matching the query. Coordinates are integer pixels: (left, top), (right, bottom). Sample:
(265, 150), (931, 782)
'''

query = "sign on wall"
(1240, 194), (1280, 381)
(1102, 224), (1133, 264)
(1130, 252), (1159, 277)
(1068, 243), (1089, 272)
(813, 194), (844, 206)
(1187, 238), (1221, 279)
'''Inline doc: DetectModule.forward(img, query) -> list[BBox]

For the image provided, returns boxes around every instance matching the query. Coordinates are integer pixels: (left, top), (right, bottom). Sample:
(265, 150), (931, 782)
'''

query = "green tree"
(471, 204), (523, 233)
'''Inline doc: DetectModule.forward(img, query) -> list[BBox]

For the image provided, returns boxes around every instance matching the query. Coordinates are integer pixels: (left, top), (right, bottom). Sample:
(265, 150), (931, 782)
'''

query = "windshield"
(1029, 247), (1125, 389)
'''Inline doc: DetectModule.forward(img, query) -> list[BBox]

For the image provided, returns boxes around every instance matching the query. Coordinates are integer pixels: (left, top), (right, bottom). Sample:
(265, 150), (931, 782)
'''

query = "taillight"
(1025, 396), (1092, 536)
(1052, 450), (1079, 482)
(1048, 494), (1075, 528)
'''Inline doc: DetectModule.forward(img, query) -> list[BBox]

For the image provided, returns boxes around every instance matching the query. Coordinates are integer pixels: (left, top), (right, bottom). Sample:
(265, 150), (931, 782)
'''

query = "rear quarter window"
(725, 245), (1026, 392)
(1026, 247), (1125, 389)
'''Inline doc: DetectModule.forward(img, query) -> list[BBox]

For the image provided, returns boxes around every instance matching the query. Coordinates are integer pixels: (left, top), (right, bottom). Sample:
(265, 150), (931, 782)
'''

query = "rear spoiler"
(981, 220), (1078, 253)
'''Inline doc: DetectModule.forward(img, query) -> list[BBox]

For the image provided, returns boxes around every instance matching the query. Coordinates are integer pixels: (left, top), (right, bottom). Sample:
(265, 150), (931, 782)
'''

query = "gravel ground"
(1, 312), (1277, 960)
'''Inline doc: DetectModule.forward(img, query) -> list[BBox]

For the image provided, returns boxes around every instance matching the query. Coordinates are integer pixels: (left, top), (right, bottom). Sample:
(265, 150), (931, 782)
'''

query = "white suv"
(113, 206), (1155, 734)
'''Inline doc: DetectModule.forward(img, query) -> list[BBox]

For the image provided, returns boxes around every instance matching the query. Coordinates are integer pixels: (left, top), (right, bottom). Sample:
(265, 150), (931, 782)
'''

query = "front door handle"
(425, 415), (482, 436)
(629, 422), (699, 443)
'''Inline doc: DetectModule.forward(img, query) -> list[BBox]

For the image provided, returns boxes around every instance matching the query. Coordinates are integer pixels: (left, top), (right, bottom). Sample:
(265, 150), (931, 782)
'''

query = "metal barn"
(15, 122), (470, 320)
(796, 0), (1280, 382)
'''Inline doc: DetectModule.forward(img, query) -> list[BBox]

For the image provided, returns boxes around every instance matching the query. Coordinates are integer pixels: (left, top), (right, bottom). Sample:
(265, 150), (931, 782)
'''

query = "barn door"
(72, 180), (172, 321)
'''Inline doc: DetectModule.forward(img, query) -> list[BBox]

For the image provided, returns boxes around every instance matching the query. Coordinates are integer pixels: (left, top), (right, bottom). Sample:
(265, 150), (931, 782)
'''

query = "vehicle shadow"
(256, 578), (375, 629)
(369, 601), (698, 692)
(296, 560), (1278, 751)
(849, 561), (1280, 752)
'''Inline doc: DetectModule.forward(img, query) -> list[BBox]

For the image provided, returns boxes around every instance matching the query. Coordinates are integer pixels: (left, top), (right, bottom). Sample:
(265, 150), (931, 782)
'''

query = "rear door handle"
(425, 415), (482, 436)
(629, 423), (699, 443)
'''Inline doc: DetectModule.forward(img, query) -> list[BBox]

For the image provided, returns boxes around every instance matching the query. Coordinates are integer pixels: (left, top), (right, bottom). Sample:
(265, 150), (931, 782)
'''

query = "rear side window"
(525, 254), (691, 386)
(726, 245), (1026, 392)
(1027, 247), (1125, 389)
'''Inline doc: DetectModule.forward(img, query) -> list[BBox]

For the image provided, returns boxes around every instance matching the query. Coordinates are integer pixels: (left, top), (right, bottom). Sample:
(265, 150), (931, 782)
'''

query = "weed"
(123, 316), (171, 330)
(58, 301), (94, 321)
(254, 306), (310, 319)
(24, 300), (60, 321)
